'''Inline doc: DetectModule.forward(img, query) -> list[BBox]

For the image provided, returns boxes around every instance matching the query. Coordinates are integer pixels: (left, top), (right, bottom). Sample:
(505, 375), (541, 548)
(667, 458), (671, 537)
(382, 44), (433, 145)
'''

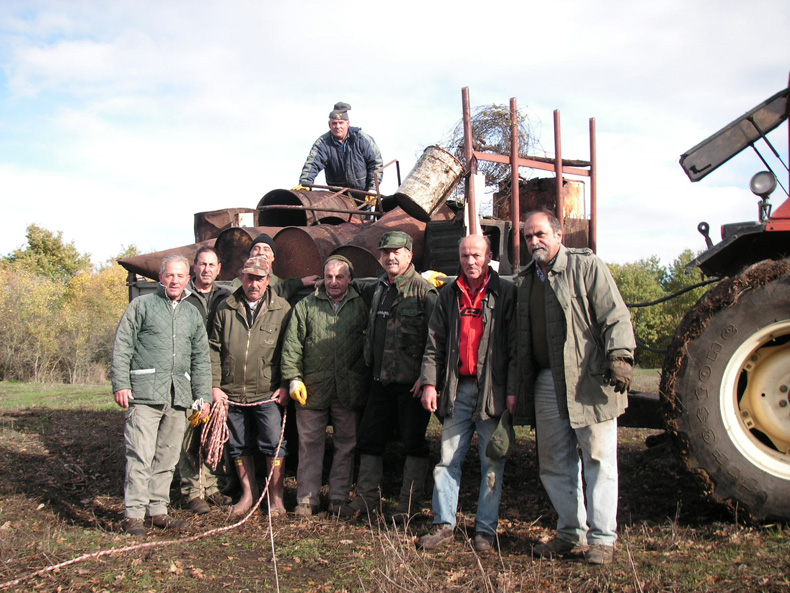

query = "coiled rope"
(0, 398), (286, 592)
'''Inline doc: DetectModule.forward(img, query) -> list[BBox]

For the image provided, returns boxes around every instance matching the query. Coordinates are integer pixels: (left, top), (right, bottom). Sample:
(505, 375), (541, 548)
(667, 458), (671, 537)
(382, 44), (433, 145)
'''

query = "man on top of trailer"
(298, 102), (383, 192)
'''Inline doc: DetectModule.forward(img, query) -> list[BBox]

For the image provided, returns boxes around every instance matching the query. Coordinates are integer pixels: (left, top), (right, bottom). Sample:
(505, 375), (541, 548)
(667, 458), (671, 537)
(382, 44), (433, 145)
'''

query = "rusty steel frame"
(461, 87), (598, 267)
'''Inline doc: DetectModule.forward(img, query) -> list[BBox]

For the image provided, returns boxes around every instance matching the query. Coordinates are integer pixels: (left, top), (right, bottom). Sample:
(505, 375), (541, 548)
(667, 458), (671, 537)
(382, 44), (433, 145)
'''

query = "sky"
(1, 0), (788, 269)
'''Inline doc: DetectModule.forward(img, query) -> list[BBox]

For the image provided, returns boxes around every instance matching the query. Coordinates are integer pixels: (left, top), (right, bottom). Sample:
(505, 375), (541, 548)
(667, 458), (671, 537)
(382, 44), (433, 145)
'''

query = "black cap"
(251, 233), (276, 258)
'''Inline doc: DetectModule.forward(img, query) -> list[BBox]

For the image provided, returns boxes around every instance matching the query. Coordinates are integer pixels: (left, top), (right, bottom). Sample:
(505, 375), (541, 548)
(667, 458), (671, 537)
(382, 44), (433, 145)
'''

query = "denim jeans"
(430, 379), (505, 537)
(534, 369), (618, 546)
(295, 404), (359, 506)
(227, 401), (287, 459)
(124, 402), (188, 519)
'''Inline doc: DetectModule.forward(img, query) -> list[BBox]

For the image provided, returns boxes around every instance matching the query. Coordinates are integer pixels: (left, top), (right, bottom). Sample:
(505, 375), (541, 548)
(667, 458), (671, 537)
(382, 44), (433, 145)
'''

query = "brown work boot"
(265, 457), (287, 517)
(532, 537), (588, 559)
(585, 544), (615, 565)
(122, 517), (147, 536)
(206, 491), (233, 506)
(147, 514), (190, 531)
(417, 524), (454, 550)
(186, 497), (211, 515)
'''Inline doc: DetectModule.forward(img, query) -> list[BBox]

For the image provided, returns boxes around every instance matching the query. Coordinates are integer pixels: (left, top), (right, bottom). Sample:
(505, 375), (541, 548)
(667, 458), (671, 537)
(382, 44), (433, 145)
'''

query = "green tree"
(5, 224), (92, 282)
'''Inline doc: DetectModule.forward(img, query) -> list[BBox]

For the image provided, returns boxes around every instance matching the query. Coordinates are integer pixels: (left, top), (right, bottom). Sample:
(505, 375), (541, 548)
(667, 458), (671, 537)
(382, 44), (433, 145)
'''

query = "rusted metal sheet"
(272, 223), (361, 279)
(118, 239), (216, 281)
(213, 226), (282, 280)
(256, 189), (366, 227)
(194, 208), (256, 242)
(331, 205), (455, 277)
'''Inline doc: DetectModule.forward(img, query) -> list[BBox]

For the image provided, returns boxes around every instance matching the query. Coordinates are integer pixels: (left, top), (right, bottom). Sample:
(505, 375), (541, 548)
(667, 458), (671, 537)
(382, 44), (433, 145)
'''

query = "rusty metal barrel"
(256, 189), (365, 227)
(331, 206), (454, 277)
(392, 146), (464, 222)
(118, 239), (216, 281)
(272, 223), (361, 279)
(213, 226), (282, 280)
(194, 208), (256, 242)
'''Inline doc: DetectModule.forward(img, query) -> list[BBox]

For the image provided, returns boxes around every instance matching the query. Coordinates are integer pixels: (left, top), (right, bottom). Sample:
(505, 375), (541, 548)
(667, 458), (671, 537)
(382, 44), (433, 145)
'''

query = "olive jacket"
(514, 245), (635, 428)
(209, 285), (291, 404)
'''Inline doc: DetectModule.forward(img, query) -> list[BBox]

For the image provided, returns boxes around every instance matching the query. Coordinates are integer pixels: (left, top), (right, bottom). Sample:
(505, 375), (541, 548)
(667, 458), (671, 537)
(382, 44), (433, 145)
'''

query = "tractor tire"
(661, 259), (790, 521)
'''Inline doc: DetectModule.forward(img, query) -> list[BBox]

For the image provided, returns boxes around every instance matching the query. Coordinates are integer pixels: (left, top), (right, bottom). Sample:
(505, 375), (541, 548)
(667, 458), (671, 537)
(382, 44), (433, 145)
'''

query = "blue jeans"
(430, 379), (505, 537)
(534, 369), (618, 546)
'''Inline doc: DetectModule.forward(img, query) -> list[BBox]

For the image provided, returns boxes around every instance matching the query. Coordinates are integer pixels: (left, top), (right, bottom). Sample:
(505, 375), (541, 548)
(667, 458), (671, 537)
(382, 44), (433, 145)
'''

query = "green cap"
(378, 231), (413, 251)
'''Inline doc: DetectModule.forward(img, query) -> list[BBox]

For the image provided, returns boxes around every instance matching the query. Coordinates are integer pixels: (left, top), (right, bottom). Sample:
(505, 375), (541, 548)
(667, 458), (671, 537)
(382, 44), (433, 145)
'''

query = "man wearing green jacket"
(209, 255), (291, 517)
(111, 254), (212, 536)
(344, 231), (438, 521)
(514, 210), (635, 565)
(281, 255), (369, 517)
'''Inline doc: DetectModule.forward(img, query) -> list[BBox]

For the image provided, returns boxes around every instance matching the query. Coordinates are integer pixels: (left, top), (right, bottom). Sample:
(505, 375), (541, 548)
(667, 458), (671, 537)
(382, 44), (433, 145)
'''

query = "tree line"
(0, 224), (707, 383)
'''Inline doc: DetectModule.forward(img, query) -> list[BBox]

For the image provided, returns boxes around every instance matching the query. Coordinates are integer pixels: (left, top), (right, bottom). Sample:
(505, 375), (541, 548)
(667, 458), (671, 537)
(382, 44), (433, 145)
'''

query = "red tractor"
(660, 75), (790, 520)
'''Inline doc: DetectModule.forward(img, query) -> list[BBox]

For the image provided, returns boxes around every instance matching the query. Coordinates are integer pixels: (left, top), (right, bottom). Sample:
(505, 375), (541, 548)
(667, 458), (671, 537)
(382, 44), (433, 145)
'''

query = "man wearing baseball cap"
(298, 101), (383, 192)
(209, 255), (292, 517)
(342, 231), (437, 522)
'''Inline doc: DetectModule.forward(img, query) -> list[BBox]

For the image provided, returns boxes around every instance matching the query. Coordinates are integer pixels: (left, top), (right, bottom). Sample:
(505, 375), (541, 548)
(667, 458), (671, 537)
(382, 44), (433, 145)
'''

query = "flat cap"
(241, 255), (271, 277)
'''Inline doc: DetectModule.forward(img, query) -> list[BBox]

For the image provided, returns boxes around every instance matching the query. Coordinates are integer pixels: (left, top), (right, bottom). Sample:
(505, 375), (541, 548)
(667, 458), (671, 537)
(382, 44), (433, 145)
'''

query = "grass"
(0, 379), (788, 592)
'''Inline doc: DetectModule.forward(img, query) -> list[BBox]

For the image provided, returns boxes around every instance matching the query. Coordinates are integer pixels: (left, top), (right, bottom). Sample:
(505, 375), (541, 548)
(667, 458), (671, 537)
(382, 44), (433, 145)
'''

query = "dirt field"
(0, 382), (788, 592)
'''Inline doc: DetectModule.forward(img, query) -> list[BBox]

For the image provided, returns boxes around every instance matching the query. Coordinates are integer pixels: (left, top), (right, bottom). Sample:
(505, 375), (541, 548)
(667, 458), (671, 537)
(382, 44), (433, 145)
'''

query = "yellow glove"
(292, 184), (310, 191)
(289, 379), (307, 406)
(421, 270), (447, 288)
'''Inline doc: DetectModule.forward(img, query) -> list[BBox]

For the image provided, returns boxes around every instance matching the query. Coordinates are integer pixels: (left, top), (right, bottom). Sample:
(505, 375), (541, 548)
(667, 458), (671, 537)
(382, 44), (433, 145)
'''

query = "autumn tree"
(5, 224), (92, 282)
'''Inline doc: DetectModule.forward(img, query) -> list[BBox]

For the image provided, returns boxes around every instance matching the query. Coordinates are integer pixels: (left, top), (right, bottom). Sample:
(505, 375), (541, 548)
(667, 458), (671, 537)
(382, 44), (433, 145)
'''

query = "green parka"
(513, 245), (635, 428)
(280, 283), (370, 411)
(209, 285), (291, 404)
(111, 284), (211, 409)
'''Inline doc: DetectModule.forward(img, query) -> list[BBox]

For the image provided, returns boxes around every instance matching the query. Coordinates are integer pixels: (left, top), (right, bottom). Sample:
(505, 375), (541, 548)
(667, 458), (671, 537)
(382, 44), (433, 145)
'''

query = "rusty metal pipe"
(118, 239), (217, 281)
(193, 208), (256, 242)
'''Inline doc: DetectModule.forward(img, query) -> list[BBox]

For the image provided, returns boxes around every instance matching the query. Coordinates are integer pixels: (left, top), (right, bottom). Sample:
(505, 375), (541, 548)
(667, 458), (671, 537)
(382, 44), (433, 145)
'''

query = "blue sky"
(1, 0), (788, 267)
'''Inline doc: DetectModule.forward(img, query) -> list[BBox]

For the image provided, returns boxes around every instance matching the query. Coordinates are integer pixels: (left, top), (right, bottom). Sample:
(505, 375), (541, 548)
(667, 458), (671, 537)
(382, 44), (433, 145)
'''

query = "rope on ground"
(0, 401), (287, 592)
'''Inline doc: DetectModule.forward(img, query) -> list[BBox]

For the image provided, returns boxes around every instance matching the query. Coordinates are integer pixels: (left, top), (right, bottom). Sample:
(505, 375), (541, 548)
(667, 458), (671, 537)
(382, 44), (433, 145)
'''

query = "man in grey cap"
(298, 102), (384, 192)
(342, 230), (437, 522)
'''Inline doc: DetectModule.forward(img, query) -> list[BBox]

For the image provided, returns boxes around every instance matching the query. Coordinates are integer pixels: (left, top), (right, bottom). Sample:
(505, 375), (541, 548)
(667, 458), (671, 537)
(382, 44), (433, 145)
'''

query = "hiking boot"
(532, 537), (588, 559)
(473, 532), (494, 552)
(417, 524), (453, 550)
(122, 518), (147, 536)
(147, 514), (190, 531)
(206, 491), (233, 506)
(294, 503), (317, 518)
(585, 544), (615, 565)
(186, 497), (211, 515)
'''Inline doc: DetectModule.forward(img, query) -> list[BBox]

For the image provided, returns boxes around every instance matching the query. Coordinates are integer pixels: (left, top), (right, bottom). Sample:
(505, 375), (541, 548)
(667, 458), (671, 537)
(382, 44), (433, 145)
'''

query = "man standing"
(417, 234), (516, 552)
(298, 102), (383, 192)
(514, 210), (635, 565)
(280, 256), (369, 517)
(344, 231), (437, 521)
(178, 246), (233, 515)
(111, 254), (212, 536)
(209, 256), (291, 517)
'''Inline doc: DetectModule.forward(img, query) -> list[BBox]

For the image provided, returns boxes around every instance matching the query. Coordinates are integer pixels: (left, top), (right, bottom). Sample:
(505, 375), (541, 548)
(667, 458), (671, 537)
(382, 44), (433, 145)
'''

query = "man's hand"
(301, 274), (320, 287)
(272, 387), (289, 406)
(410, 377), (422, 398)
(421, 385), (438, 413)
(604, 358), (633, 394)
(292, 184), (310, 191)
(289, 380), (307, 406)
(507, 395), (516, 415)
(114, 389), (133, 409)
(212, 387), (228, 404)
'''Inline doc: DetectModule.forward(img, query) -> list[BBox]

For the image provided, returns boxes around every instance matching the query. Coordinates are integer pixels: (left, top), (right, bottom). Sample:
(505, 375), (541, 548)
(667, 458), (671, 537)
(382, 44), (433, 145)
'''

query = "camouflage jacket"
(363, 264), (437, 385)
